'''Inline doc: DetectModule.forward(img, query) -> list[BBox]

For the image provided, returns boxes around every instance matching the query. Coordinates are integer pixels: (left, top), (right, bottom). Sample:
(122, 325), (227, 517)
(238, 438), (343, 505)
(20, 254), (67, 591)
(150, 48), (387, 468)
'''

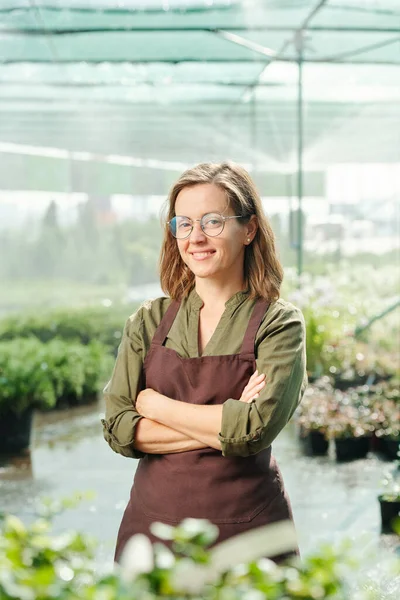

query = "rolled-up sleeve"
(218, 303), (307, 457)
(101, 309), (146, 459)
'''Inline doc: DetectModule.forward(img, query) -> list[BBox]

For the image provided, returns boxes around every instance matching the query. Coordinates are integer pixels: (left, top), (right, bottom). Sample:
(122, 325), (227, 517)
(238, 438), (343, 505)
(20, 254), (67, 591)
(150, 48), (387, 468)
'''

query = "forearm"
(134, 418), (209, 454)
(149, 396), (223, 451)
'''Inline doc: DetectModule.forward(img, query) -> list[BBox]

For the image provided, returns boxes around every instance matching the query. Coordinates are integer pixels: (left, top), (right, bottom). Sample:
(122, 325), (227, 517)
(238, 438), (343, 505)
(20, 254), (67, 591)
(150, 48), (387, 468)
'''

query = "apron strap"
(240, 298), (270, 357)
(151, 299), (181, 347)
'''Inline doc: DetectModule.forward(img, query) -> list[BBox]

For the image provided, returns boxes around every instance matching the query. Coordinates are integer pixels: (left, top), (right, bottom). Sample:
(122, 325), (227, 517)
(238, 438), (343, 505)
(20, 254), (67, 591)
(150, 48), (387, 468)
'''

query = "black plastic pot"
(370, 432), (381, 453)
(380, 437), (400, 461)
(0, 407), (34, 454)
(332, 376), (369, 391)
(379, 496), (400, 534)
(332, 372), (391, 391)
(334, 436), (370, 462)
(55, 392), (98, 409)
(299, 429), (329, 456)
(66, 391), (98, 407)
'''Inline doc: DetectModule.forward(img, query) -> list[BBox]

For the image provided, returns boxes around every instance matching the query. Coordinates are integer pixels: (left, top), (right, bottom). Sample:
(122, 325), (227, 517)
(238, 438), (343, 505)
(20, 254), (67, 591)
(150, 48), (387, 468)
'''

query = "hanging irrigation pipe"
(354, 298), (400, 339)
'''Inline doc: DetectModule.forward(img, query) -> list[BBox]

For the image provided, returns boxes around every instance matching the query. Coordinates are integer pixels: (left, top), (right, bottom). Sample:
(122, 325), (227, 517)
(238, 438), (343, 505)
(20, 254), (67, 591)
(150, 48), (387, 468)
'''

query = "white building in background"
(0, 191), (166, 230)
(326, 164), (400, 207)
(302, 164), (400, 256)
(110, 195), (165, 221)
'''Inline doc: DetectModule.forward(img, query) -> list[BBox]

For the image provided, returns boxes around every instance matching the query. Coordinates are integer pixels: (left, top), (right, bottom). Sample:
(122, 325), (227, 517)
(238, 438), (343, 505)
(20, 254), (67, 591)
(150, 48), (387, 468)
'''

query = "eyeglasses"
(168, 212), (244, 240)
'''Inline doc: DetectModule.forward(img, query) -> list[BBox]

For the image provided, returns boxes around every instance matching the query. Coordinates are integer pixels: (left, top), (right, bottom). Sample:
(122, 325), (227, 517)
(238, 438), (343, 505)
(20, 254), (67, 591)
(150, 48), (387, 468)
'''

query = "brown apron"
(115, 298), (297, 562)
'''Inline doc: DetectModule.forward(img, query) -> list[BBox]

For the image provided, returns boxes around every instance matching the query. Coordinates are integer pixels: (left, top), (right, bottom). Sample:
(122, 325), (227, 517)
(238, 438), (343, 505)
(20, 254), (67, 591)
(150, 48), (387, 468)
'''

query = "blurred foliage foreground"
(1, 497), (399, 600)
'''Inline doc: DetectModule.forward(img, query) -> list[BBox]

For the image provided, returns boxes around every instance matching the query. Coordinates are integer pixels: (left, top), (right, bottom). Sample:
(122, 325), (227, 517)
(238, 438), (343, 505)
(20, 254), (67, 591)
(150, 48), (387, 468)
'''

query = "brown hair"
(159, 162), (283, 301)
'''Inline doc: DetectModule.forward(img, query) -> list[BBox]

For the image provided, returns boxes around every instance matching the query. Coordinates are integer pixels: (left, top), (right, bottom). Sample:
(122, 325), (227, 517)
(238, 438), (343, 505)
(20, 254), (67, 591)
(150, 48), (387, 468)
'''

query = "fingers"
(243, 372), (265, 393)
(246, 370), (265, 387)
(247, 380), (266, 401)
(249, 369), (262, 381)
(239, 370), (266, 403)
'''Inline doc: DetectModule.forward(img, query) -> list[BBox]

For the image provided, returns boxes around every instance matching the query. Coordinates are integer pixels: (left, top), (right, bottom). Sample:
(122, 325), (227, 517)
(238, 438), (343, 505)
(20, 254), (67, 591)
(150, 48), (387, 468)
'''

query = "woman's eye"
(179, 221), (191, 229)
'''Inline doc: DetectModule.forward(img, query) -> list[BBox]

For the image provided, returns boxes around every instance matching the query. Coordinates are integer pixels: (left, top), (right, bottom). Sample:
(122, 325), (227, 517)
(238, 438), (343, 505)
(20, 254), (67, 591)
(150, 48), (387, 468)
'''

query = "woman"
(102, 162), (307, 562)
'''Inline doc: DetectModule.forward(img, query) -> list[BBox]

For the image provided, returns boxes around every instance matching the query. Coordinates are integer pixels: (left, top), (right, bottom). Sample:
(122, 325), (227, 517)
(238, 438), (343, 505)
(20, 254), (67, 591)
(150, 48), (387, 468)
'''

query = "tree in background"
(0, 198), (163, 287)
(30, 200), (65, 279)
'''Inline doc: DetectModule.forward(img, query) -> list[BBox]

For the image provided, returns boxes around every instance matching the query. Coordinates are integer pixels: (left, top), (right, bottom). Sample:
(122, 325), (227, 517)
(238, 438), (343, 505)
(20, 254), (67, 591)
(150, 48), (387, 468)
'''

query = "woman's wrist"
(149, 394), (174, 424)
(136, 388), (172, 422)
(146, 392), (168, 425)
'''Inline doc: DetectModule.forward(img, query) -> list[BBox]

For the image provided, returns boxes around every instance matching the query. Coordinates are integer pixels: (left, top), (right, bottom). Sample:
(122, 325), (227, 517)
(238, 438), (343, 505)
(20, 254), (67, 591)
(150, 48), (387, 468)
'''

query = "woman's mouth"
(190, 250), (216, 261)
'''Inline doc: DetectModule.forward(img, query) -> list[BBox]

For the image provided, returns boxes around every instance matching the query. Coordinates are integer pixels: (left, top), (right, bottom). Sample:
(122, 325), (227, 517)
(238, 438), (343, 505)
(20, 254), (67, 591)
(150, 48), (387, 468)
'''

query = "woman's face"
(174, 183), (253, 285)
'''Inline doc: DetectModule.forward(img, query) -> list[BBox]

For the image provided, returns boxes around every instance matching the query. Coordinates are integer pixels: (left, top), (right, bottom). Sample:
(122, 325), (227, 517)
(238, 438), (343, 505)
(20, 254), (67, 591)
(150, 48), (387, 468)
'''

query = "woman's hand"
(239, 370), (266, 403)
(135, 388), (164, 420)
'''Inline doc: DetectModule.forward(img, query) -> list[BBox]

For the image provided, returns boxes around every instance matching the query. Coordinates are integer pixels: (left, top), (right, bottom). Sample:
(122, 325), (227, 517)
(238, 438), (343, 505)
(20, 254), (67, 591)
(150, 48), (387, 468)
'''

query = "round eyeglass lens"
(201, 213), (224, 236)
(169, 216), (193, 239)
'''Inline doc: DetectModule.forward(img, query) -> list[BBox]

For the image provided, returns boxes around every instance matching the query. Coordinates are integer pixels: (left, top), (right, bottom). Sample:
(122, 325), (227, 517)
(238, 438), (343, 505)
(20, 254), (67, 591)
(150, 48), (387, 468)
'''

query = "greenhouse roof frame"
(0, 0), (399, 171)
(1, 1), (399, 275)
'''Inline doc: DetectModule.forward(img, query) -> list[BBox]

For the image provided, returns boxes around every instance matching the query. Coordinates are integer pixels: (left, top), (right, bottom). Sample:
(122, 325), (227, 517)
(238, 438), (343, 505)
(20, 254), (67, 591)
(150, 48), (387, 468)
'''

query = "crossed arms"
(131, 371), (266, 453)
(102, 301), (307, 458)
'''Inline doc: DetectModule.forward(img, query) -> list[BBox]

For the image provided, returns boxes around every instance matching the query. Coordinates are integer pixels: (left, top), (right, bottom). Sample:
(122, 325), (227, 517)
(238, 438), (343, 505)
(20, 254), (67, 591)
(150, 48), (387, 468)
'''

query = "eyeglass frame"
(167, 212), (245, 240)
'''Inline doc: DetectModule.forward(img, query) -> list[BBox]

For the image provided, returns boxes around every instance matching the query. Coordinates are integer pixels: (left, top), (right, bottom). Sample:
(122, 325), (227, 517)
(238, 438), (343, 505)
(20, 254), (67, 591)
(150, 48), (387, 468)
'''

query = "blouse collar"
(188, 288), (250, 311)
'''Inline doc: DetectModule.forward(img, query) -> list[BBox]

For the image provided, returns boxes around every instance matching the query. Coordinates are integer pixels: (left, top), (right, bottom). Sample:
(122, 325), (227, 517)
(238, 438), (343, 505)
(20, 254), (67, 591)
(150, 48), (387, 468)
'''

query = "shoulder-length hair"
(159, 162), (284, 301)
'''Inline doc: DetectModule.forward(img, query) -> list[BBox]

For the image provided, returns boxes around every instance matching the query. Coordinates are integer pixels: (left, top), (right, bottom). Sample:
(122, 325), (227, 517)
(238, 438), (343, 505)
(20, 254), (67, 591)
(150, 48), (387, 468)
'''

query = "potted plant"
(0, 406), (35, 456)
(378, 464), (400, 534)
(372, 383), (400, 460)
(298, 424), (329, 457)
(0, 337), (112, 454)
(296, 379), (332, 456)
(0, 338), (57, 454)
(330, 342), (397, 392)
(333, 431), (371, 462)
(380, 436), (400, 461)
(327, 388), (372, 462)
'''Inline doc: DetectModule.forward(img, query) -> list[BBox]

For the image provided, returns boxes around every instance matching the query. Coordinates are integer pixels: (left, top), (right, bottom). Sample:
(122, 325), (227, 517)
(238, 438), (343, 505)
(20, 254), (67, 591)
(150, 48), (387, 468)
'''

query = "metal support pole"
(251, 92), (257, 164)
(297, 47), (304, 280)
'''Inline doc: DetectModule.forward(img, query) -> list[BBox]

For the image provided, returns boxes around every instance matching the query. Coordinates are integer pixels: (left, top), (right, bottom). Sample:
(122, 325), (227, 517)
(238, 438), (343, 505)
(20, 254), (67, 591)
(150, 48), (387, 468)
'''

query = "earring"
(247, 238), (251, 243)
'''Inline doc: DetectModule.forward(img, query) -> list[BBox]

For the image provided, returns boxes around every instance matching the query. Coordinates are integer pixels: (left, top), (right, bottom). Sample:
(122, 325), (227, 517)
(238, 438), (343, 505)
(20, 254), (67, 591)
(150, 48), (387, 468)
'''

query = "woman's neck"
(195, 277), (246, 311)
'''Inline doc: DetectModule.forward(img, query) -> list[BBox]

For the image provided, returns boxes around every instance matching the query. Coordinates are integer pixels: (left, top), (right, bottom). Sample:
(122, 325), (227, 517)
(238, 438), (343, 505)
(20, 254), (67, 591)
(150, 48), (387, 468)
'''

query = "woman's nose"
(189, 221), (207, 242)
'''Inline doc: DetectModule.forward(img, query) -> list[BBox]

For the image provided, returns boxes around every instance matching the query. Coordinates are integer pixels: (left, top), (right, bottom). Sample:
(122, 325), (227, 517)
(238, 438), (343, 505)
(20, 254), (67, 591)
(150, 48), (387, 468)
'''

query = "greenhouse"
(0, 1), (399, 599)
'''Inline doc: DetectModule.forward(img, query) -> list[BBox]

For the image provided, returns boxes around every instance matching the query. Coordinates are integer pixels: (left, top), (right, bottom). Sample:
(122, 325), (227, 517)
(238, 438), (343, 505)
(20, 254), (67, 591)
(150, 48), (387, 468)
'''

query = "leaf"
(171, 520), (297, 594)
(119, 534), (154, 582)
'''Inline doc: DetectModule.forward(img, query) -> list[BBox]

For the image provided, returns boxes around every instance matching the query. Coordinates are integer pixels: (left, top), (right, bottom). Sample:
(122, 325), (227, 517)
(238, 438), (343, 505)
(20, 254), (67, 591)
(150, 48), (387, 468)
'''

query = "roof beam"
(321, 35), (400, 63)
(2, 26), (400, 34)
(2, 58), (398, 65)
(26, 0), (60, 64)
(1, 2), (398, 17)
(303, 0), (329, 28)
(0, 80), (283, 88)
(213, 31), (277, 59)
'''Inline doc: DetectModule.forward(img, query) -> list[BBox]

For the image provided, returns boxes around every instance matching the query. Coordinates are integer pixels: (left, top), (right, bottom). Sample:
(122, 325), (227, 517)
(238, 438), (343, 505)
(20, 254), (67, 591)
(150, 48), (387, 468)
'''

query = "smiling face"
(174, 183), (253, 286)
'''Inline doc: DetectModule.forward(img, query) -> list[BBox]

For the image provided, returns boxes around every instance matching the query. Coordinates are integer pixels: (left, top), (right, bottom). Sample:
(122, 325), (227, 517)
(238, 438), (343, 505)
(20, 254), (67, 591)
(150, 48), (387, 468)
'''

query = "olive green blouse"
(102, 289), (307, 459)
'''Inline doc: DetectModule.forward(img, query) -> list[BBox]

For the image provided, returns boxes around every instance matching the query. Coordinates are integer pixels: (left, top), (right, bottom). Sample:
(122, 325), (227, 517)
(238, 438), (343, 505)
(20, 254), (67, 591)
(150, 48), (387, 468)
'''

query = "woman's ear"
(246, 215), (258, 242)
